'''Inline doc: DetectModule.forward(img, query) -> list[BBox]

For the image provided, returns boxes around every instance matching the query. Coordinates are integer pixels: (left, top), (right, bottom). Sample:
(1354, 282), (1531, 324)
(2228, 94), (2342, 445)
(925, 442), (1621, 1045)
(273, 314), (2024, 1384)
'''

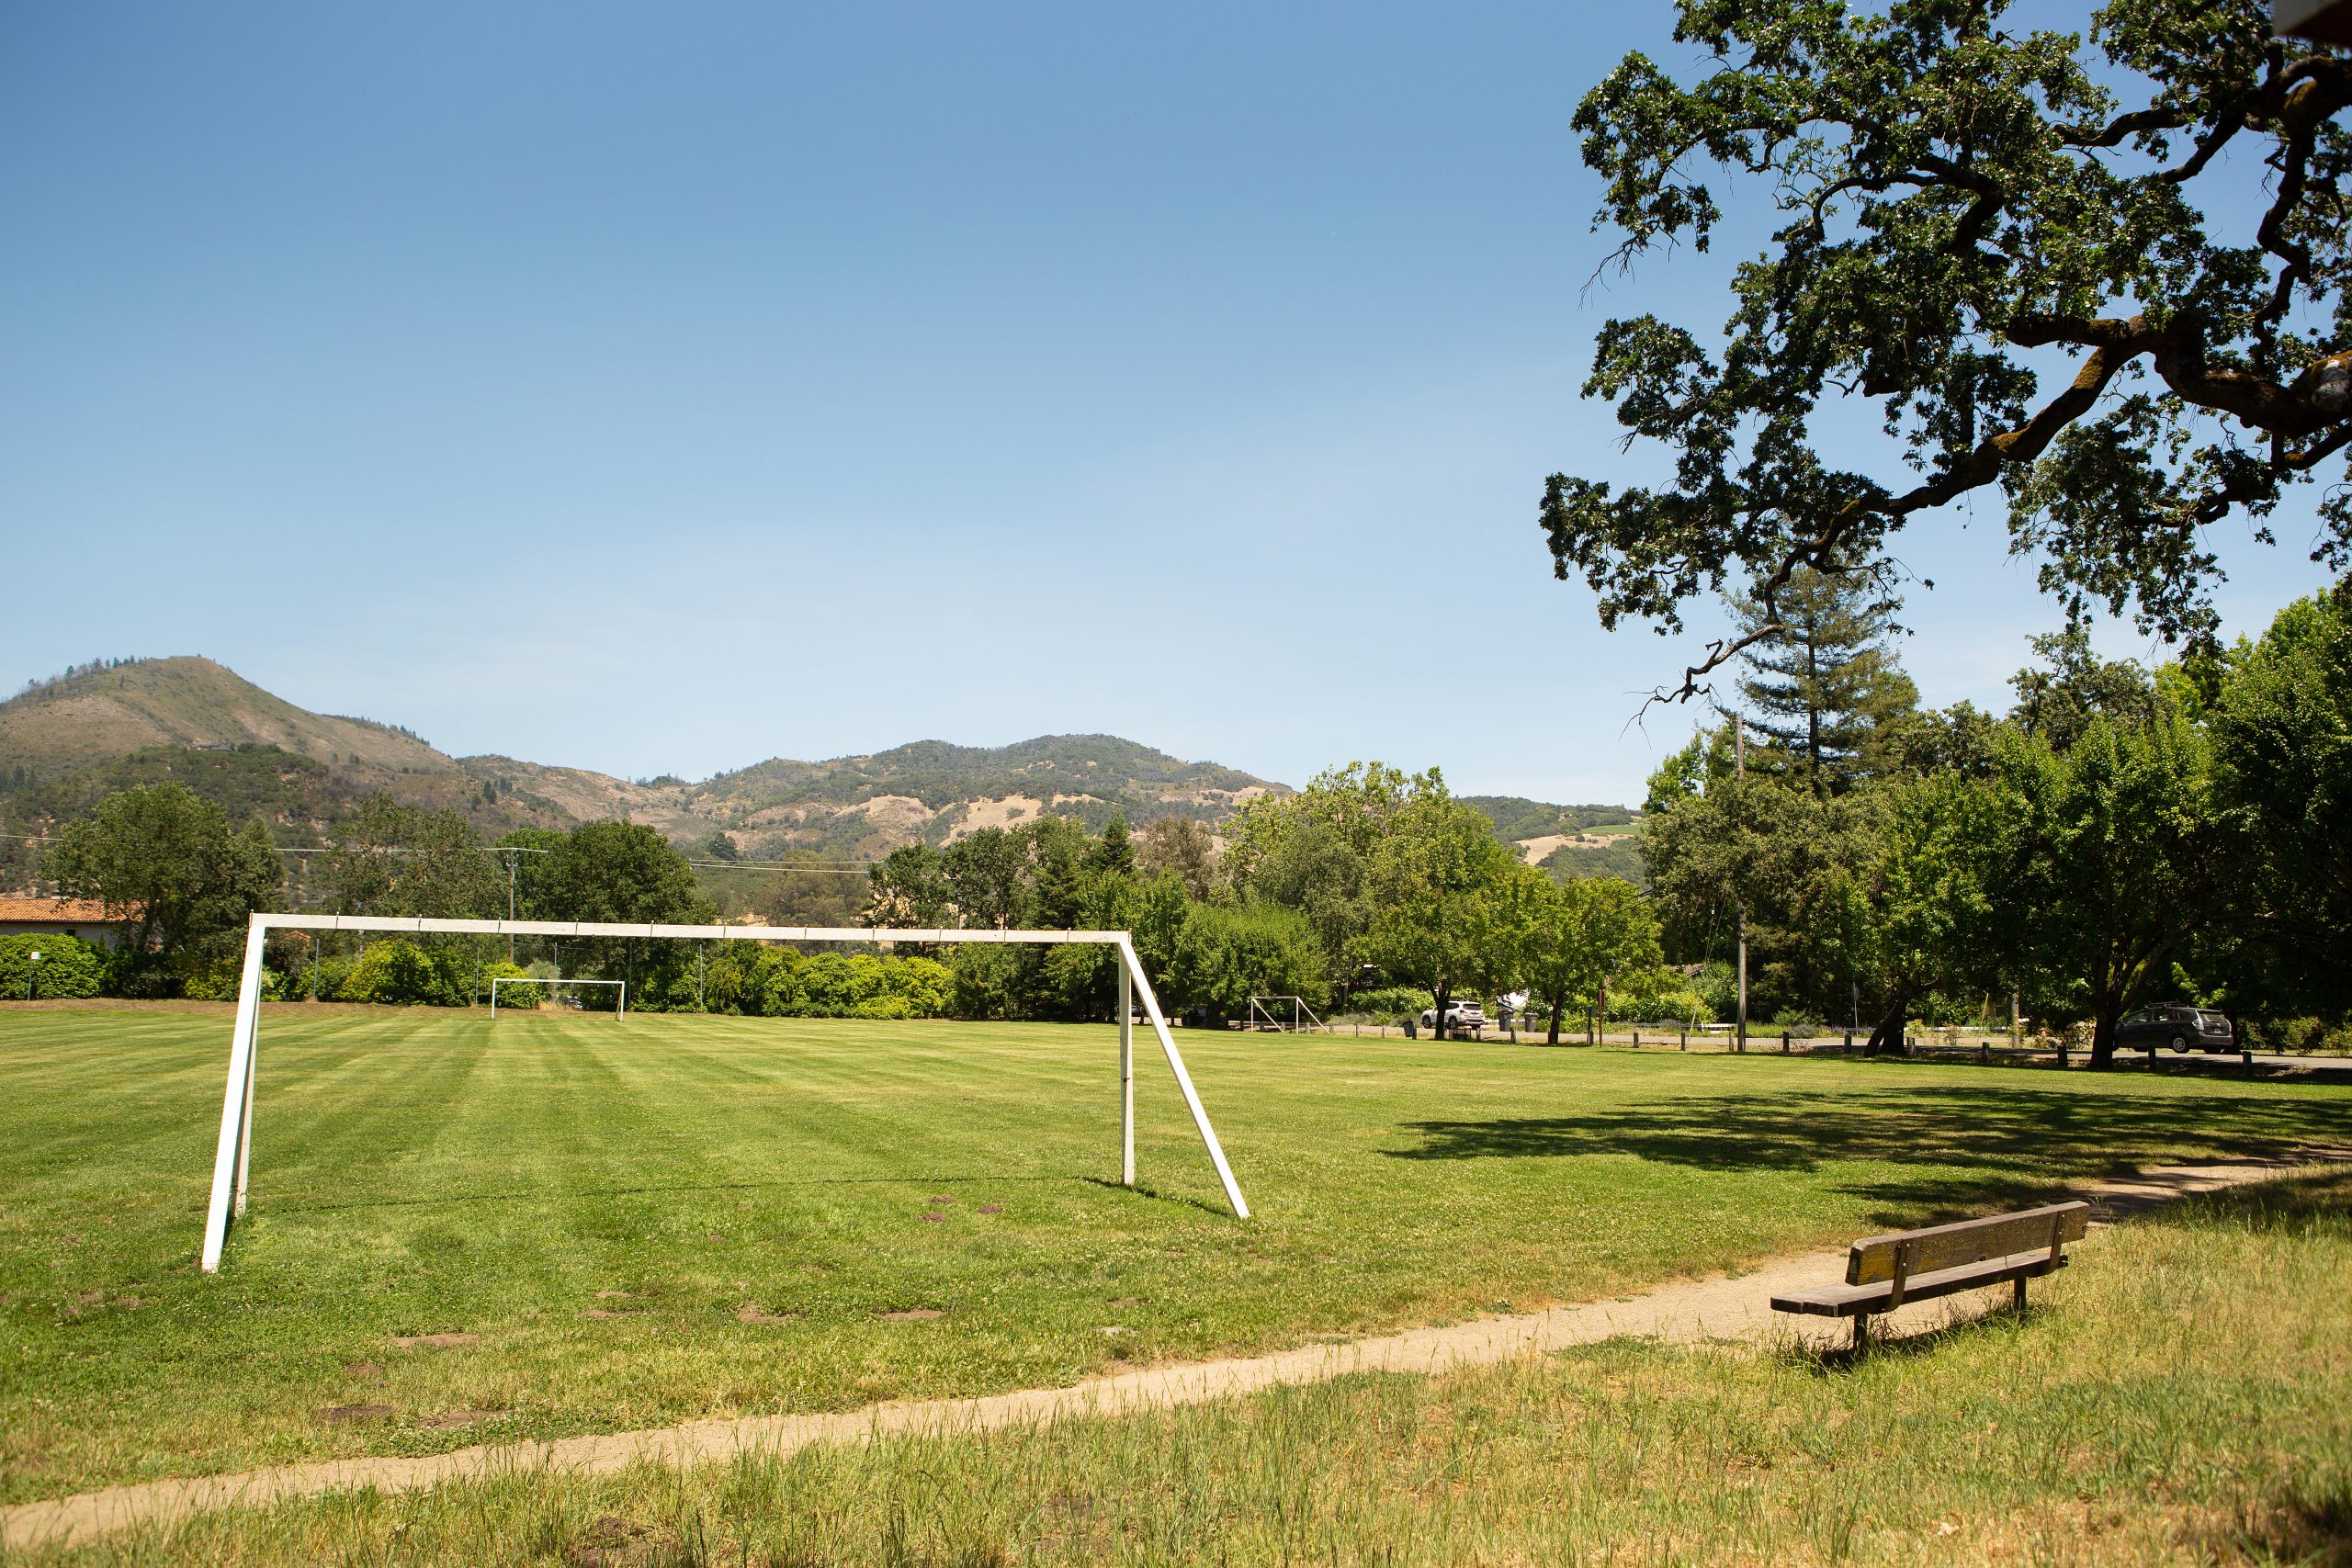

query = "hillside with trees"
(0, 658), (1310, 885)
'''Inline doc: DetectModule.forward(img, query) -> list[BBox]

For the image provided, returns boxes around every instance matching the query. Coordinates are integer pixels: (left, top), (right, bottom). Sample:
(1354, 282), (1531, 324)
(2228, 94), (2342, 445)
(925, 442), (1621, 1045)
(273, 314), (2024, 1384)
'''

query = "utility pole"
(505, 850), (518, 963)
(1735, 714), (1747, 1055)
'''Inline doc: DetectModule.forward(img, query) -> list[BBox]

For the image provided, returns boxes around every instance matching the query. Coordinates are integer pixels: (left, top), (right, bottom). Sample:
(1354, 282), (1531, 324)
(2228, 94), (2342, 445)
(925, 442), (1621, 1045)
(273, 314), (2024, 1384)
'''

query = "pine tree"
(1727, 567), (1918, 792)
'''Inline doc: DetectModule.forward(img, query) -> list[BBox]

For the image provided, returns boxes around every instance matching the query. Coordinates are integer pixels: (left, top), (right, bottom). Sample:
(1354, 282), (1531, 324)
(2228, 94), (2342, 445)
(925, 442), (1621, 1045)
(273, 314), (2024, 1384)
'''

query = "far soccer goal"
(489, 975), (626, 1018)
(1248, 995), (1325, 1032)
(198, 914), (1250, 1272)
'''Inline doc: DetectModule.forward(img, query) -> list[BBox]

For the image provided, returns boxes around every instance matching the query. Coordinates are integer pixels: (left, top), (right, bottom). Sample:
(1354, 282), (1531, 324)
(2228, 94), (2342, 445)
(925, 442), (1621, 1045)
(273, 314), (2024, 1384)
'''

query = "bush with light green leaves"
(0, 932), (107, 1000)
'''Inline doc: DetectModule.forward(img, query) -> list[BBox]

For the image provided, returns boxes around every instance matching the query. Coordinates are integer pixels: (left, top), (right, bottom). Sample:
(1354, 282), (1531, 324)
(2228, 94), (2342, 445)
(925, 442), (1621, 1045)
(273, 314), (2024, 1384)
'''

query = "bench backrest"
(1846, 1201), (2091, 1286)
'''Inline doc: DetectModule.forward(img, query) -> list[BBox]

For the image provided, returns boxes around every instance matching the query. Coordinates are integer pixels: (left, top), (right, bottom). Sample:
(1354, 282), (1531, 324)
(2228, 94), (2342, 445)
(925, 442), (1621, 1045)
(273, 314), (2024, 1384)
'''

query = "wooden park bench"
(1770, 1200), (2091, 1348)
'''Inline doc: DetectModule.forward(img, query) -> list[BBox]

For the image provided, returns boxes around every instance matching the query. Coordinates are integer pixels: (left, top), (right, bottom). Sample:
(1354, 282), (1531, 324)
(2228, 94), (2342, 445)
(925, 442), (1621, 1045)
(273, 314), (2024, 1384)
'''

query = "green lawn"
(41, 1172), (2351, 1567)
(4, 1003), (2348, 1506)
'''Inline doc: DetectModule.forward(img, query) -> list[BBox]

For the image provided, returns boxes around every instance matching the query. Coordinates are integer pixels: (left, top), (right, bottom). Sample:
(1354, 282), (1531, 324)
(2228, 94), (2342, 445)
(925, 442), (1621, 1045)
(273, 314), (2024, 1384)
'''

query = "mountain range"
(0, 657), (1637, 875)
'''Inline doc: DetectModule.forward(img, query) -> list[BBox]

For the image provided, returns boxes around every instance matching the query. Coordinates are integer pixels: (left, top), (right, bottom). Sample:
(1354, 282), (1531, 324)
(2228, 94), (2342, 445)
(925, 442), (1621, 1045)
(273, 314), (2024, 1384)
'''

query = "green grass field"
(43, 1172), (2352, 1567)
(5, 1003), (2350, 1517)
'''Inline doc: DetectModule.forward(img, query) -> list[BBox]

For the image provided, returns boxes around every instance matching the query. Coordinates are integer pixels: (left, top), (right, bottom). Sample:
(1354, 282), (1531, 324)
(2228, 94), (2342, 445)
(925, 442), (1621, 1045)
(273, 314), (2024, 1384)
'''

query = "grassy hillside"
(1460, 795), (1638, 840)
(1541, 833), (1647, 886)
(695, 734), (1282, 855)
(1, 660), (1641, 886)
(0, 660), (1296, 880)
(0, 659), (449, 780)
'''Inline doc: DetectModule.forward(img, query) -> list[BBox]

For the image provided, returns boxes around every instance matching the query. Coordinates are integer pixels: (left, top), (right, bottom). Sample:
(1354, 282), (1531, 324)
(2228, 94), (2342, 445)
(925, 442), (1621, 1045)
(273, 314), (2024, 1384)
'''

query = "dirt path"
(6, 1155), (2338, 1551)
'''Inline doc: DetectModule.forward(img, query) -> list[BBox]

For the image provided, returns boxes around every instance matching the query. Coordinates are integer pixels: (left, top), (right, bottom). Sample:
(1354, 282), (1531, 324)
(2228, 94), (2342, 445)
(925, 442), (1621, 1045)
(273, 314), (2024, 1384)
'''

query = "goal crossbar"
(490, 975), (625, 1019)
(199, 914), (1248, 1273)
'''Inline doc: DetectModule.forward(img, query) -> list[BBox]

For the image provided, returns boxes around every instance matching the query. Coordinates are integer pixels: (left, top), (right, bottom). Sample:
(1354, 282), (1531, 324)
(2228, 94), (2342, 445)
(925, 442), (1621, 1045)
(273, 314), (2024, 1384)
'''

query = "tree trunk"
(1544, 990), (1562, 1046)
(1863, 996), (1908, 1057)
(2089, 1006), (2119, 1070)
(1433, 982), (1452, 1041)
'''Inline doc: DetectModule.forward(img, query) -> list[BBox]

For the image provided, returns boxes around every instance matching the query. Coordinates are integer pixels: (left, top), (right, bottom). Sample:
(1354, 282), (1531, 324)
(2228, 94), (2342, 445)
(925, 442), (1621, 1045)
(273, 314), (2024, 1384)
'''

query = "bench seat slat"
(1773, 1249), (2067, 1318)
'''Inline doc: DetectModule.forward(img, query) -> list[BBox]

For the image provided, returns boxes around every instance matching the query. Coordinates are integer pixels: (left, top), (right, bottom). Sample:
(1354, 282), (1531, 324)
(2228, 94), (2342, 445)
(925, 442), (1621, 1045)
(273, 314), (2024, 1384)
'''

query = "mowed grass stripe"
(4, 1006), (2347, 1504)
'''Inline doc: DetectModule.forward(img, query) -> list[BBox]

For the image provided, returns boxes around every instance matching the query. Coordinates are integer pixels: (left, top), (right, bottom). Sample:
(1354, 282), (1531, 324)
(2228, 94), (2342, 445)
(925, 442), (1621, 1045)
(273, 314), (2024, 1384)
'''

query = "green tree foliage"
(947, 942), (1030, 1021)
(1165, 902), (1329, 1023)
(492, 829), (569, 920)
(480, 962), (543, 1008)
(1994, 705), (2225, 1067)
(1727, 567), (1920, 792)
(1361, 775), (1516, 1032)
(336, 938), (475, 1006)
(1641, 607), (2352, 1061)
(1640, 761), (1882, 1026)
(2209, 583), (2352, 1017)
(794, 952), (953, 1019)
(45, 784), (281, 974)
(721, 853), (865, 929)
(535, 821), (708, 925)
(1023, 816), (1091, 930)
(942, 827), (1030, 930)
(667, 941), (954, 1020)
(0, 932), (106, 999)
(1508, 871), (1665, 1045)
(865, 842), (955, 929)
(1544, 0), (2352, 701)
(1225, 762), (1422, 998)
(2008, 629), (2160, 750)
(322, 795), (502, 919)
(1642, 728), (1736, 817)
(529, 820), (713, 998)
(1136, 816), (1218, 900)
(1851, 772), (2007, 1054)
(1087, 816), (1136, 878)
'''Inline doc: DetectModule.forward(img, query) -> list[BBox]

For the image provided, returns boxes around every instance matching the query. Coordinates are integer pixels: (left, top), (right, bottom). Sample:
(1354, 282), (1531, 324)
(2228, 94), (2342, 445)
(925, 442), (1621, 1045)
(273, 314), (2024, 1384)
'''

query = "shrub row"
(0, 933), (107, 1000)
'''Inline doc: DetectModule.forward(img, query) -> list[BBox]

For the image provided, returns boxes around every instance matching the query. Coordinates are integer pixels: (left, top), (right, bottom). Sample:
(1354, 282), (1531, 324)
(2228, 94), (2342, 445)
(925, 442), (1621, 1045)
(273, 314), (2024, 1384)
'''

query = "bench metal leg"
(1852, 1314), (1869, 1352)
(2013, 1276), (2028, 1312)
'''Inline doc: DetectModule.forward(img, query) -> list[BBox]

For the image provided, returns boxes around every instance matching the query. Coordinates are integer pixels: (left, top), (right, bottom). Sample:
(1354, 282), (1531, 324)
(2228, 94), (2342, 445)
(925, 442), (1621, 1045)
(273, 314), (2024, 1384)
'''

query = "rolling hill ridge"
(0, 659), (1287, 863)
(1, 657), (1639, 880)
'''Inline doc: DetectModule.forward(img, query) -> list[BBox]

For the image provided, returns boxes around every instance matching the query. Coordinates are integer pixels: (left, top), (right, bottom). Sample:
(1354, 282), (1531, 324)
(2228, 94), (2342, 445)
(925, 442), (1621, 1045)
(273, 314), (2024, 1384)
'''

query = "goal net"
(489, 975), (627, 1018)
(199, 915), (1248, 1272)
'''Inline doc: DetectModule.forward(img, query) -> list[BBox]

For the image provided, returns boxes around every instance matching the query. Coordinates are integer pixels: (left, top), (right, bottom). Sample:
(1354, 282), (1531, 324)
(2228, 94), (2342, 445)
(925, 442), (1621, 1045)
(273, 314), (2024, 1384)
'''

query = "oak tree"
(1544, 0), (2352, 699)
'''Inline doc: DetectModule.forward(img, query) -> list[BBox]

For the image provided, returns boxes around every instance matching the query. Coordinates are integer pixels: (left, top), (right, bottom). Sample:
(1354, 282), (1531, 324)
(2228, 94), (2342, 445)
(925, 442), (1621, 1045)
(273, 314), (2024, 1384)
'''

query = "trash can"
(1404, 1017), (1418, 1040)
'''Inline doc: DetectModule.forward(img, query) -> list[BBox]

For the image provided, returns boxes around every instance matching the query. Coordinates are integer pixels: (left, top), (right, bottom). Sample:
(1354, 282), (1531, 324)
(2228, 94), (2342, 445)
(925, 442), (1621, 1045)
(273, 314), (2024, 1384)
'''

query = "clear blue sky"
(2, 4), (2332, 803)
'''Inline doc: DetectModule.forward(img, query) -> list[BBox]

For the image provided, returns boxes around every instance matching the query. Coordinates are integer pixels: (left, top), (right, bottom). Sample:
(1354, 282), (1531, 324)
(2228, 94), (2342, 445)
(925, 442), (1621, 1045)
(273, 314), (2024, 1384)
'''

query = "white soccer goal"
(489, 975), (626, 1018)
(199, 914), (1249, 1272)
(1248, 995), (1324, 1032)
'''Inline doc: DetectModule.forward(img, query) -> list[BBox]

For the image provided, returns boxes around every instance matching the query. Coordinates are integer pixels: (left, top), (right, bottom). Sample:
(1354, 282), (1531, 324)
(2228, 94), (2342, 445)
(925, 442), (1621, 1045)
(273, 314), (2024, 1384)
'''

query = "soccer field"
(5, 1004), (2349, 1505)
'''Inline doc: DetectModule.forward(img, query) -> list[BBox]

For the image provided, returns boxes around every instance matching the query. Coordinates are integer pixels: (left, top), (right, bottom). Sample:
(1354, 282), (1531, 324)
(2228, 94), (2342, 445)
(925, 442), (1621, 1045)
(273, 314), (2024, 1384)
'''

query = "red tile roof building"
(0, 897), (128, 948)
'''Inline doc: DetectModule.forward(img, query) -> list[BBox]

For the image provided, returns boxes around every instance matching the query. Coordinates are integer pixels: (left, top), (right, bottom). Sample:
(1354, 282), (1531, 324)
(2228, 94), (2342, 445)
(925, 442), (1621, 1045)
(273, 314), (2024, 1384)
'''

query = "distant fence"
(1234, 1018), (2342, 1074)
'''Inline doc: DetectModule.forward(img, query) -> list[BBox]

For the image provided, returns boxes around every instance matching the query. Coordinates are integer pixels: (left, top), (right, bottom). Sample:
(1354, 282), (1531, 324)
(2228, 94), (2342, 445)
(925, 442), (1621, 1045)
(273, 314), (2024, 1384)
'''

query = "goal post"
(198, 913), (1249, 1273)
(489, 975), (626, 1018)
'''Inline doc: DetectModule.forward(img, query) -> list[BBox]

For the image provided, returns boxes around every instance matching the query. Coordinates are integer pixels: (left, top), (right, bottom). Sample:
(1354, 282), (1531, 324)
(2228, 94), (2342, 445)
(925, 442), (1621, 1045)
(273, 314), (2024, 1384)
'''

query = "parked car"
(2115, 1003), (2234, 1054)
(1419, 999), (1488, 1034)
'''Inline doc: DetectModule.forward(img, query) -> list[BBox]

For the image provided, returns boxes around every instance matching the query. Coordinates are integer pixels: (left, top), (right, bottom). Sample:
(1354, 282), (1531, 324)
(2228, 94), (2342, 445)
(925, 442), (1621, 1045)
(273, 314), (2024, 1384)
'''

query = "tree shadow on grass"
(2237, 1483), (2352, 1568)
(1387, 1086), (2352, 1222)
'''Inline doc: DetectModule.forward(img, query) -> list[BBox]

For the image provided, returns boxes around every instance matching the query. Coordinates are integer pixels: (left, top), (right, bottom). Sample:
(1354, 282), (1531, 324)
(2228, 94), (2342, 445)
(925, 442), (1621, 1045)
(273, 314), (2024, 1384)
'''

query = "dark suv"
(2116, 1003), (2234, 1054)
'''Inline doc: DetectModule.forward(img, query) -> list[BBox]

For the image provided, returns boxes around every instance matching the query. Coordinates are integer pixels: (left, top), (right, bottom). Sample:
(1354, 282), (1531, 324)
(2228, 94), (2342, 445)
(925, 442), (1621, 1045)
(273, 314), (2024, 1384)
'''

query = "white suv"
(1419, 999), (1488, 1034)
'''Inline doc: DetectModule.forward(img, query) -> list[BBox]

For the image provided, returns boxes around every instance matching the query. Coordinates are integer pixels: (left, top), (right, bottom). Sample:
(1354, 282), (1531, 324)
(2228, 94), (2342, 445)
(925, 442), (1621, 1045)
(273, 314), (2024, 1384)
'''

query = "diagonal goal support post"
(199, 915), (1250, 1271)
(1118, 938), (1249, 1219)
